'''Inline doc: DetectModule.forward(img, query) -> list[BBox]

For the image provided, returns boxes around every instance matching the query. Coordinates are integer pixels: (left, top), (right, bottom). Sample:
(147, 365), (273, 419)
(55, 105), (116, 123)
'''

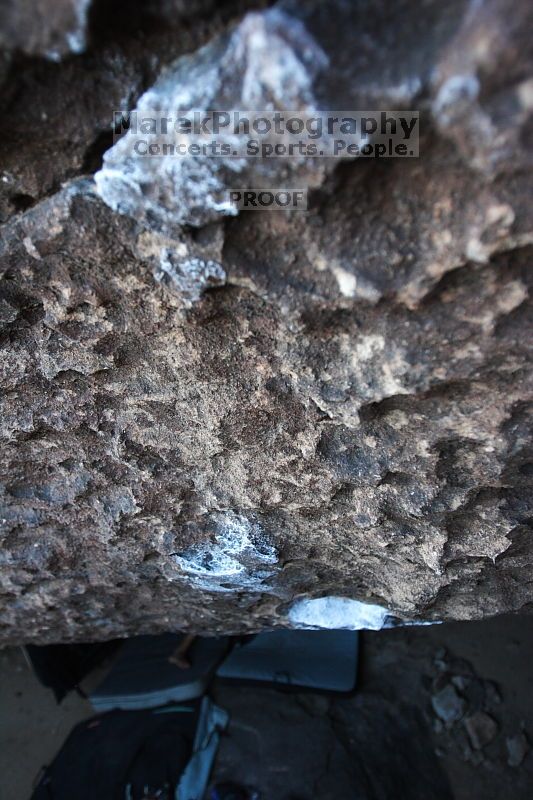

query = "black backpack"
(30, 704), (199, 800)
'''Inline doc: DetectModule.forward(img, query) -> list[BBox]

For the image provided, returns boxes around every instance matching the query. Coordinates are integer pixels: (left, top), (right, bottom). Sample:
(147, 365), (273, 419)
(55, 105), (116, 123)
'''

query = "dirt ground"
(1, 614), (532, 799)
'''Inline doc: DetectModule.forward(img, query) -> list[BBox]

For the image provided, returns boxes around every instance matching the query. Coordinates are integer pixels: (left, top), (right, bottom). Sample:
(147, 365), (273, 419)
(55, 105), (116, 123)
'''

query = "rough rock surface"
(0, 0), (532, 645)
(0, 0), (90, 61)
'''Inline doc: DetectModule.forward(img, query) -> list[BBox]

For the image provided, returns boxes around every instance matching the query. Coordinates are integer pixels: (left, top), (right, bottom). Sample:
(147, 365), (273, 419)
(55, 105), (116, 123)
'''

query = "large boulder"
(0, 0), (531, 644)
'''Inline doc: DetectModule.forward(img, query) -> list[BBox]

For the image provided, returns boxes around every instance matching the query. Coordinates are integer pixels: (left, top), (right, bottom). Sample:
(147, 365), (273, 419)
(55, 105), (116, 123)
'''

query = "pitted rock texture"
(0, 0), (532, 645)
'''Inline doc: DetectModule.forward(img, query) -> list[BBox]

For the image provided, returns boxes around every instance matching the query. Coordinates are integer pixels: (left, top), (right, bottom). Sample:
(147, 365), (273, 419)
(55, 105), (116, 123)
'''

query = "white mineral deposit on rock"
(156, 254), (226, 304)
(433, 74), (480, 125)
(173, 512), (278, 593)
(94, 8), (328, 234)
(63, 0), (91, 56)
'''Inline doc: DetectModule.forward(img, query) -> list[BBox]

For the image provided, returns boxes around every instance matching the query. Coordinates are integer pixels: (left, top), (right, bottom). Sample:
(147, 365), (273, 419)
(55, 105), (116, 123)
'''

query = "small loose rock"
(506, 733), (529, 767)
(431, 684), (466, 723)
(463, 711), (498, 750)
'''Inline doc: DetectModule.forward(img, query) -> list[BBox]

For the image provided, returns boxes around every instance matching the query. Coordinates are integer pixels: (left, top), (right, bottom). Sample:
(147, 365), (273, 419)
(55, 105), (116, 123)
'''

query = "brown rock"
(463, 712), (499, 750)
(0, 0), (531, 644)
